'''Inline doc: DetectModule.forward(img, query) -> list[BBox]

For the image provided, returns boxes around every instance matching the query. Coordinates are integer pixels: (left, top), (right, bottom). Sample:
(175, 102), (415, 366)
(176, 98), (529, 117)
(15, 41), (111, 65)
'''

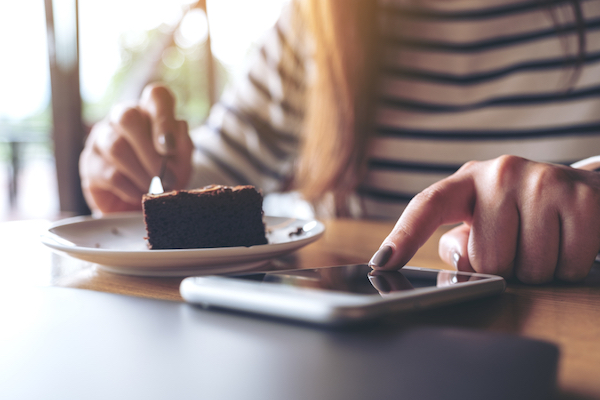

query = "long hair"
(294, 0), (379, 216)
(295, 0), (585, 216)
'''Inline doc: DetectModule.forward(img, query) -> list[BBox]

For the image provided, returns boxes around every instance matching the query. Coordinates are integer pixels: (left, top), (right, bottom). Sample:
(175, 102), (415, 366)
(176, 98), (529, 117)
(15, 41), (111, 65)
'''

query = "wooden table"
(2, 218), (599, 399)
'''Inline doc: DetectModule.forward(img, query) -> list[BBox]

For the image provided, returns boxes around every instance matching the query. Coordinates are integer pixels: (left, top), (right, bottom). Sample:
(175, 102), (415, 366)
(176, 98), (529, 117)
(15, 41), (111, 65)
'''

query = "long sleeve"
(186, 1), (308, 194)
(186, 0), (600, 221)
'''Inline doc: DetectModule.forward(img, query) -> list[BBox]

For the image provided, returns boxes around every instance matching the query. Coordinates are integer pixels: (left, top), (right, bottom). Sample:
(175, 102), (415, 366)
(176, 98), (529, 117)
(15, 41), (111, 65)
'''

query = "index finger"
(370, 173), (476, 270)
(139, 83), (178, 156)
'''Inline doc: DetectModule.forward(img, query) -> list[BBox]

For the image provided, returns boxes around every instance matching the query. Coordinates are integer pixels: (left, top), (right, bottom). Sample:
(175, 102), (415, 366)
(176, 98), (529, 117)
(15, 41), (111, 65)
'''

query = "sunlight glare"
(0, 0), (49, 120)
(206, 0), (288, 78)
(176, 8), (209, 49)
(79, 0), (289, 103)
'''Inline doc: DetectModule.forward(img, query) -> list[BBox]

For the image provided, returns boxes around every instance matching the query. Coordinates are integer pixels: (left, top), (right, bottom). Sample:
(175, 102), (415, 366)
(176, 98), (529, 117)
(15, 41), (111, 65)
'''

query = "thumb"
(140, 83), (178, 156)
(438, 223), (475, 272)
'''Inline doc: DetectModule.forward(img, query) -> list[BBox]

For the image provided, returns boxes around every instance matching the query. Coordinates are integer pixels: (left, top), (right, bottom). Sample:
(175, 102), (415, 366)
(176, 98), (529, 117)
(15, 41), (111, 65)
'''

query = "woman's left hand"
(369, 155), (600, 284)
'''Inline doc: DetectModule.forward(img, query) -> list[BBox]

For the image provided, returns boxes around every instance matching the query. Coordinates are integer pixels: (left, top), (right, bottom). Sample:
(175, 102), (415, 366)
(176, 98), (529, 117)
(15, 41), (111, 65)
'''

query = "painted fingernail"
(158, 132), (175, 152)
(369, 245), (393, 269)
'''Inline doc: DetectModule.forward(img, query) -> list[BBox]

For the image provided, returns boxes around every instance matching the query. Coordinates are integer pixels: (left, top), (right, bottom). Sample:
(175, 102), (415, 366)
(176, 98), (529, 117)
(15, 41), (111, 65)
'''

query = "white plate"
(40, 212), (325, 277)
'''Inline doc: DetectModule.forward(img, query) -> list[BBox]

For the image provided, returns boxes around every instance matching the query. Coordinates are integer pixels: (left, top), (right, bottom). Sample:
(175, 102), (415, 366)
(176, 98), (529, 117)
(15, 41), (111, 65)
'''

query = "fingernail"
(158, 132), (175, 152)
(451, 250), (460, 270)
(162, 168), (177, 191)
(369, 245), (393, 269)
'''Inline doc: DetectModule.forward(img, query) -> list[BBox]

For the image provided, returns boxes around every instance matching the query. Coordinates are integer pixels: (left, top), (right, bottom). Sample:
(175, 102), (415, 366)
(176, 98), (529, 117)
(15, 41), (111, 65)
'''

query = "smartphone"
(180, 264), (506, 325)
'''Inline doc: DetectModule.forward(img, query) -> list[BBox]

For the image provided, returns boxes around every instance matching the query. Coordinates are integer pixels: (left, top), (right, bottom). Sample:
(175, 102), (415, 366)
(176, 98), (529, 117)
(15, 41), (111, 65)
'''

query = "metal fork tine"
(149, 156), (168, 195)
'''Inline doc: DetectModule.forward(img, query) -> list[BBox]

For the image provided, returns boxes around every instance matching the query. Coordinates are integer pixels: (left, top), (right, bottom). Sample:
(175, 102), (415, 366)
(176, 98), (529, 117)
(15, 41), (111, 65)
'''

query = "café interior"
(1, 1), (599, 399)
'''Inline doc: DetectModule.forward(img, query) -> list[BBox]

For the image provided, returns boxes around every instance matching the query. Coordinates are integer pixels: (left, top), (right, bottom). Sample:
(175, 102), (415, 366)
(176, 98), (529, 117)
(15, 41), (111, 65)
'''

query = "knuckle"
(86, 120), (111, 147)
(574, 180), (600, 209)
(495, 154), (525, 170)
(413, 184), (445, 206)
(104, 167), (122, 188)
(488, 155), (525, 186)
(106, 135), (130, 161)
(494, 154), (525, 175)
(407, 185), (447, 229)
(457, 160), (478, 174)
(527, 165), (570, 197)
(114, 106), (144, 129)
(470, 156), (519, 195)
(409, 185), (446, 226)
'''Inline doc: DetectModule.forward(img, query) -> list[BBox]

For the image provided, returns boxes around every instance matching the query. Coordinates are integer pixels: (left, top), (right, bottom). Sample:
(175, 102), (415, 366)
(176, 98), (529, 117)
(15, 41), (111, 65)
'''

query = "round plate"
(40, 212), (325, 277)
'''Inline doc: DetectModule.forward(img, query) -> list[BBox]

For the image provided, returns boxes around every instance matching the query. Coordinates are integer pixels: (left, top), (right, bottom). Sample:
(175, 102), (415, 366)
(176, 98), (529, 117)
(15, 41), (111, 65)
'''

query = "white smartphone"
(180, 264), (506, 325)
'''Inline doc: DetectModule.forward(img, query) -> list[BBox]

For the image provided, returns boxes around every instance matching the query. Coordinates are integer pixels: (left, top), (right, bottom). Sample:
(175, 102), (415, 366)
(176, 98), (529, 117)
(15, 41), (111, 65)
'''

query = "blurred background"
(0, 0), (288, 221)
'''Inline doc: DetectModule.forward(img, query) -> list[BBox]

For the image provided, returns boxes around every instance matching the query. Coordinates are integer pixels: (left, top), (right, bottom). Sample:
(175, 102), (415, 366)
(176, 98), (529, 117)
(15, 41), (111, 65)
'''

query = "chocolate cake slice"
(142, 185), (268, 250)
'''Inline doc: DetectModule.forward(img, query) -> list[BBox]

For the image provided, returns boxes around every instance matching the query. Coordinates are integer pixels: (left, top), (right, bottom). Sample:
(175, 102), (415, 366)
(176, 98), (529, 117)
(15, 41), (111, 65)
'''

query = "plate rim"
(40, 211), (325, 258)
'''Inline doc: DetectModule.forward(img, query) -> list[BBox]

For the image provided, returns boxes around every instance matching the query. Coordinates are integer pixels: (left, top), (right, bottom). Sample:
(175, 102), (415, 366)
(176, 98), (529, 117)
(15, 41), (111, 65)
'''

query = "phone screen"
(233, 264), (491, 296)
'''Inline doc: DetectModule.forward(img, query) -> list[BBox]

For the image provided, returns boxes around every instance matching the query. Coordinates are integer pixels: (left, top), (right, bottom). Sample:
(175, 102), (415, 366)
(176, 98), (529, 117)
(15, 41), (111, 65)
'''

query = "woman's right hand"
(79, 83), (193, 213)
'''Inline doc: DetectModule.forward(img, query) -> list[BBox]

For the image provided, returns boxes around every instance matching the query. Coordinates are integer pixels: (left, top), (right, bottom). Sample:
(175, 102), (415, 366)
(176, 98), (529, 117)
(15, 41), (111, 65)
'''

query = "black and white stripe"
(188, 0), (600, 219)
(363, 0), (600, 218)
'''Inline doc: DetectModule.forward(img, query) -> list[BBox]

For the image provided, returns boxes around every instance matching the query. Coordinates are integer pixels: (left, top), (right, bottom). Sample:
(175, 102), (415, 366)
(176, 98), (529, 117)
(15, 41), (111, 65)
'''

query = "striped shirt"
(188, 0), (600, 219)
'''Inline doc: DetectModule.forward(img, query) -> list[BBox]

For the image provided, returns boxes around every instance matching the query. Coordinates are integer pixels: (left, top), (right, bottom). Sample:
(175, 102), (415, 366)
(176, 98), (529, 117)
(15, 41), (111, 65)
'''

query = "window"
(0, 0), (288, 221)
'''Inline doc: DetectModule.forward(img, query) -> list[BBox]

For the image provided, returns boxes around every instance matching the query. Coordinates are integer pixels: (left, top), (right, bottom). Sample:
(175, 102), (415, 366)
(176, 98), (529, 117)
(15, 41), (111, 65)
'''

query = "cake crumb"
(289, 226), (304, 237)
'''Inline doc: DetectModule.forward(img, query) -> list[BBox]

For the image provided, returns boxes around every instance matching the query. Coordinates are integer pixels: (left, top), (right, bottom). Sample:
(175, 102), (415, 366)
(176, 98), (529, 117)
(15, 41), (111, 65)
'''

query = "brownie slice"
(142, 185), (268, 250)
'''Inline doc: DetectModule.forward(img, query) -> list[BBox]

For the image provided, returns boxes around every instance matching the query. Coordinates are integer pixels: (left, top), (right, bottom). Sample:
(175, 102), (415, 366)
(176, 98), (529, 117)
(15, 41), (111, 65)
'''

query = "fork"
(148, 156), (168, 195)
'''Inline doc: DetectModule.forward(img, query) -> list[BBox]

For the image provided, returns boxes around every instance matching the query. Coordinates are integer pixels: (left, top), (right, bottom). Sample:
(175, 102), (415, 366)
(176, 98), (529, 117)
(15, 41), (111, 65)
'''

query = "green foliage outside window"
(84, 24), (229, 129)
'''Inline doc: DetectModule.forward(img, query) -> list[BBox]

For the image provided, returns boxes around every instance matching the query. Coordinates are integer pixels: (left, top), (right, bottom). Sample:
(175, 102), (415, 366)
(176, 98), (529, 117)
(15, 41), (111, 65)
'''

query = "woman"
(80, 0), (600, 283)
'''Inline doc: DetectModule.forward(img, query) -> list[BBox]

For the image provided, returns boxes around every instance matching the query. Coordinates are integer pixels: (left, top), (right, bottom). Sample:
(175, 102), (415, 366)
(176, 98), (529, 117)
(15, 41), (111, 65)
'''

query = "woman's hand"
(79, 84), (193, 213)
(369, 155), (600, 284)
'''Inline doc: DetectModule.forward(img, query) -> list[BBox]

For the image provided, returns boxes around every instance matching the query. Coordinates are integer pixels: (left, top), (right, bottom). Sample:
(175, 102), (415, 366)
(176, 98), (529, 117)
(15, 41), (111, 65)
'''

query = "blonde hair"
(293, 0), (586, 217)
(294, 0), (379, 216)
